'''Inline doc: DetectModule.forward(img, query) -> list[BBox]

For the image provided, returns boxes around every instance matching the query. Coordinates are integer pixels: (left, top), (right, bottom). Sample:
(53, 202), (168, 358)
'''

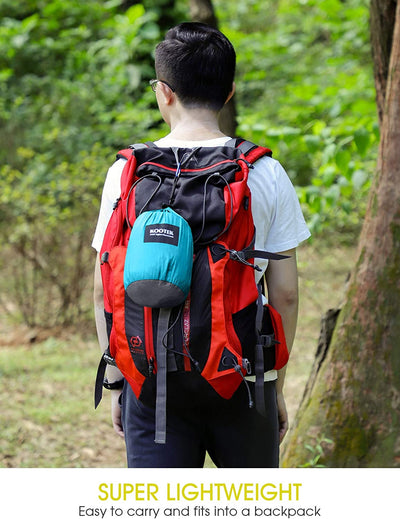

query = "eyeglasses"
(149, 79), (175, 92)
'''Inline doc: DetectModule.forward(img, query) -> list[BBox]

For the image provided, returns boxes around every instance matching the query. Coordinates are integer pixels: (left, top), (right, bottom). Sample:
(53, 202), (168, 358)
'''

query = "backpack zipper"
(137, 159), (239, 175)
(182, 295), (192, 371)
(144, 307), (156, 374)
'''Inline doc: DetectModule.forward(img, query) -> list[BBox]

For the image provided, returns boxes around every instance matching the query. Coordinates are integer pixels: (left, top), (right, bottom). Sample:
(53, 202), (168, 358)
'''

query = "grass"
(0, 241), (357, 468)
(0, 333), (126, 467)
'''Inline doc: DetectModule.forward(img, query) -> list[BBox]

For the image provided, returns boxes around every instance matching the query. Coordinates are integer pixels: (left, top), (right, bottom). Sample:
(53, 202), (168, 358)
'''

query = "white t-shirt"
(92, 136), (311, 281)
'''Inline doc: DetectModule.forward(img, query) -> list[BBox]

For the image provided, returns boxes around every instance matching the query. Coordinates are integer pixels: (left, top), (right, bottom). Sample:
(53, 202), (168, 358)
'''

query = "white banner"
(1, 468), (398, 519)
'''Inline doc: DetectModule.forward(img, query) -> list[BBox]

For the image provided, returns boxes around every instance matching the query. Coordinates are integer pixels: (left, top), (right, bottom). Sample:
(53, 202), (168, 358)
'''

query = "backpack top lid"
(124, 206), (194, 308)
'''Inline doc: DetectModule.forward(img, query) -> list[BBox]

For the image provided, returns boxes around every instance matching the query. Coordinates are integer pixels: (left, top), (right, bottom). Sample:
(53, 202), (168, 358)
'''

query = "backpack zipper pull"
(243, 358), (252, 375)
(233, 362), (254, 409)
(168, 161), (181, 206)
(149, 357), (155, 377)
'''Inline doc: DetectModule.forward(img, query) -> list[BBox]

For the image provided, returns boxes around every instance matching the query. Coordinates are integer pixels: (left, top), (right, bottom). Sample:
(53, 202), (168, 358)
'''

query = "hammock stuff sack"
(124, 207), (194, 308)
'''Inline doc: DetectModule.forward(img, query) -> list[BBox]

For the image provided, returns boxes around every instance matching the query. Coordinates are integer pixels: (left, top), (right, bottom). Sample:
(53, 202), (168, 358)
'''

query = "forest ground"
(0, 240), (357, 468)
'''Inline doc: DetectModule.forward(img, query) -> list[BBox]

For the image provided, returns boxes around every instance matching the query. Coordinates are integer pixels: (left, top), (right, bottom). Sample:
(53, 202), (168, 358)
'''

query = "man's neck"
(166, 107), (227, 141)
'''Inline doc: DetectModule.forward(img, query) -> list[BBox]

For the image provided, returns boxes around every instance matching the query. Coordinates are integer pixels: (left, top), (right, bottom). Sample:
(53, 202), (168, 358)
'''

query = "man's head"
(155, 22), (236, 112)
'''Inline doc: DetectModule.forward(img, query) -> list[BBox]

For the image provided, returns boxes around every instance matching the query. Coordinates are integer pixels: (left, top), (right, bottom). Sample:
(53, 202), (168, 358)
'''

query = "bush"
(0, 145), (109, 326)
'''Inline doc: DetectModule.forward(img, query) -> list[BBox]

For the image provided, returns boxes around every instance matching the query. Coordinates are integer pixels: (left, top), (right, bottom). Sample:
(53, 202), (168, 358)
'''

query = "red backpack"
(95, 138), (289, 443)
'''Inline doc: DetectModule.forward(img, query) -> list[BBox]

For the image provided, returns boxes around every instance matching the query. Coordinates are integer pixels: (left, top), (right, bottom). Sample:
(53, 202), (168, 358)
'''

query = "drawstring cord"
(126, 173), (162, 228)
(194, 173), (234, 245)
(222, 356), (254, 409)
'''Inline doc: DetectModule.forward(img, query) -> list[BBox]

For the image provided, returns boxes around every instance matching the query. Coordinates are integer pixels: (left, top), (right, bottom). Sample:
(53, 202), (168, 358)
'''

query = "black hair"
(155, 22), (236, 111)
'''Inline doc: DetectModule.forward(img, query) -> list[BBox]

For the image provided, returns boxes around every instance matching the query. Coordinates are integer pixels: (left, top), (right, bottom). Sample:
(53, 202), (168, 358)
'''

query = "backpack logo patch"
(129, 336), (144, 356)
(144, 223), (179, 246)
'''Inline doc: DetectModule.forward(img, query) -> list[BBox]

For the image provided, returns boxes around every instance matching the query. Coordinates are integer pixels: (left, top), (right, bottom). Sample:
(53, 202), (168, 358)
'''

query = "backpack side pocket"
(261, 303), (289, 371)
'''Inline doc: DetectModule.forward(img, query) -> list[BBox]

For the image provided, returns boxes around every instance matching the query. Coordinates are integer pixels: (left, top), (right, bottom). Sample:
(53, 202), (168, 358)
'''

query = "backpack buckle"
(230, 250), (246, 262)
(258, 334), (279, 348)
(103, 348), (117, 366)
(100, 252), (109, 265)
(229, 249), (261, 271)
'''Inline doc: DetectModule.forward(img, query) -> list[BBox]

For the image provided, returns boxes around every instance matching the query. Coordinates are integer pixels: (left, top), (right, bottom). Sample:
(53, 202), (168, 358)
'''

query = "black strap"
(215, 243), (289, 271)
(237, 248), (289, 262)
(225, 137), (241, 148)
(94, 348), (118, 408)
(255, 284), (266, 416)
(237, 139), (259, 155)
(224, 137), (256, 154)
(116, 142), (153, 160)
(154, 309), (170, 444)
(129, 142), (154, 150)
(94, 354), (107, 409)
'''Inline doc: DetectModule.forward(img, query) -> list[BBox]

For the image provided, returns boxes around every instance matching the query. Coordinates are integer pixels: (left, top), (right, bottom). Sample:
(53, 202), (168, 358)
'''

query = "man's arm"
(265, 248), (299, 443)
(94, 253), (125, 438)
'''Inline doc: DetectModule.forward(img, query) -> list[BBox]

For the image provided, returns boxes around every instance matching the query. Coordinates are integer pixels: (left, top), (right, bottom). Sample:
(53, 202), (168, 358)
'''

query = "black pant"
(121, 373), (279, 468)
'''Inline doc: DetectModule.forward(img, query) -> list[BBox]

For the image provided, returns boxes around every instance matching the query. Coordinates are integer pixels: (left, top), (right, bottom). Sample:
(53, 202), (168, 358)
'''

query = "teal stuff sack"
(124, 207), (193, 308)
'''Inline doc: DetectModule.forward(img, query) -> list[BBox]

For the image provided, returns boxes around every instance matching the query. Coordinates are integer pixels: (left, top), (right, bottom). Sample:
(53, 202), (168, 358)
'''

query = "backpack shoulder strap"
(116, 148), (132, 161)
(116, 142), (154, 161)
(225, 137), (272, 163)
(115, 142), (155, 197)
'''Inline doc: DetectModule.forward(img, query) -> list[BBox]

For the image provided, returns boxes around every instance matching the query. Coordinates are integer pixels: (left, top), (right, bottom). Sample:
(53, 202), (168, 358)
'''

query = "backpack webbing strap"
(154, 309), (170, 444)
(233, 249), (289, 267)
(94, 355), (107, 409)
(116, 142), (152, 161)
(235, 138), (259, 155)
(94, 348), (118, 409)
(129, 142), (155, 150)
(255, 284), (267, 416)
(225, 138), (272, 159)
(224, 137), (255, 153)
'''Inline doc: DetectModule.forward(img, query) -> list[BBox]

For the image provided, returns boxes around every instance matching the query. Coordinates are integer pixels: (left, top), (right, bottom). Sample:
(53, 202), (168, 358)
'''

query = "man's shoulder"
(252, 152), (281, 170)
(108, 156), (127, 176)
(251, 154), (285, 185)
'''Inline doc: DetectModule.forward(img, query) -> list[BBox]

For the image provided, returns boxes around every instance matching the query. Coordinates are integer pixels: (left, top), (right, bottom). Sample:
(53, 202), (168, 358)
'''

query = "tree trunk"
(282, 0), (400, 468)
(189, 0), (218, 27)
(189, 0), (238, 136)
(370, 0), (397, 123)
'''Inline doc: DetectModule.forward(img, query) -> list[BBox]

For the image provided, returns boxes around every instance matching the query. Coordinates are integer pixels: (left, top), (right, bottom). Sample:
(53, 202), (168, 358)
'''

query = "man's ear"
(225, 82), (236, 104)
(158, 81), (175, 105)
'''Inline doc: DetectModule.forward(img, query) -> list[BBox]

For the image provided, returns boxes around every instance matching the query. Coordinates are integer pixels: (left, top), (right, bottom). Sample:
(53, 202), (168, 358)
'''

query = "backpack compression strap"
(154, 309), (170, 444)
(254, 285), (275, 416)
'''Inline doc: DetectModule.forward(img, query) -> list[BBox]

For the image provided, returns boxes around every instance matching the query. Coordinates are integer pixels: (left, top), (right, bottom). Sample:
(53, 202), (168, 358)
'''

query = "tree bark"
(282, 0), (400, 467)
(189, 0), (238, 136)
(370, 0), (397, 123)
(189, 0), (218, 27)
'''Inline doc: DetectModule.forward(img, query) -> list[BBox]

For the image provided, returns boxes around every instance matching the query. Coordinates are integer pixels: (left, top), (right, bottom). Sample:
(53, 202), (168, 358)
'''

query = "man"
(92, 22), (310, 467)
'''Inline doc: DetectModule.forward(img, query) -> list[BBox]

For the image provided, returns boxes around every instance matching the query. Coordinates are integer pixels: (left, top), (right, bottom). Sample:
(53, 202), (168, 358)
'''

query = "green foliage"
(299, 437), (334, 468)
(0, 144), (109, 326)
(215, 0), (377, 237)
(0, 0), (183, 326)
(0, 0), (379, 325)
(0, 0), (164, 165)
